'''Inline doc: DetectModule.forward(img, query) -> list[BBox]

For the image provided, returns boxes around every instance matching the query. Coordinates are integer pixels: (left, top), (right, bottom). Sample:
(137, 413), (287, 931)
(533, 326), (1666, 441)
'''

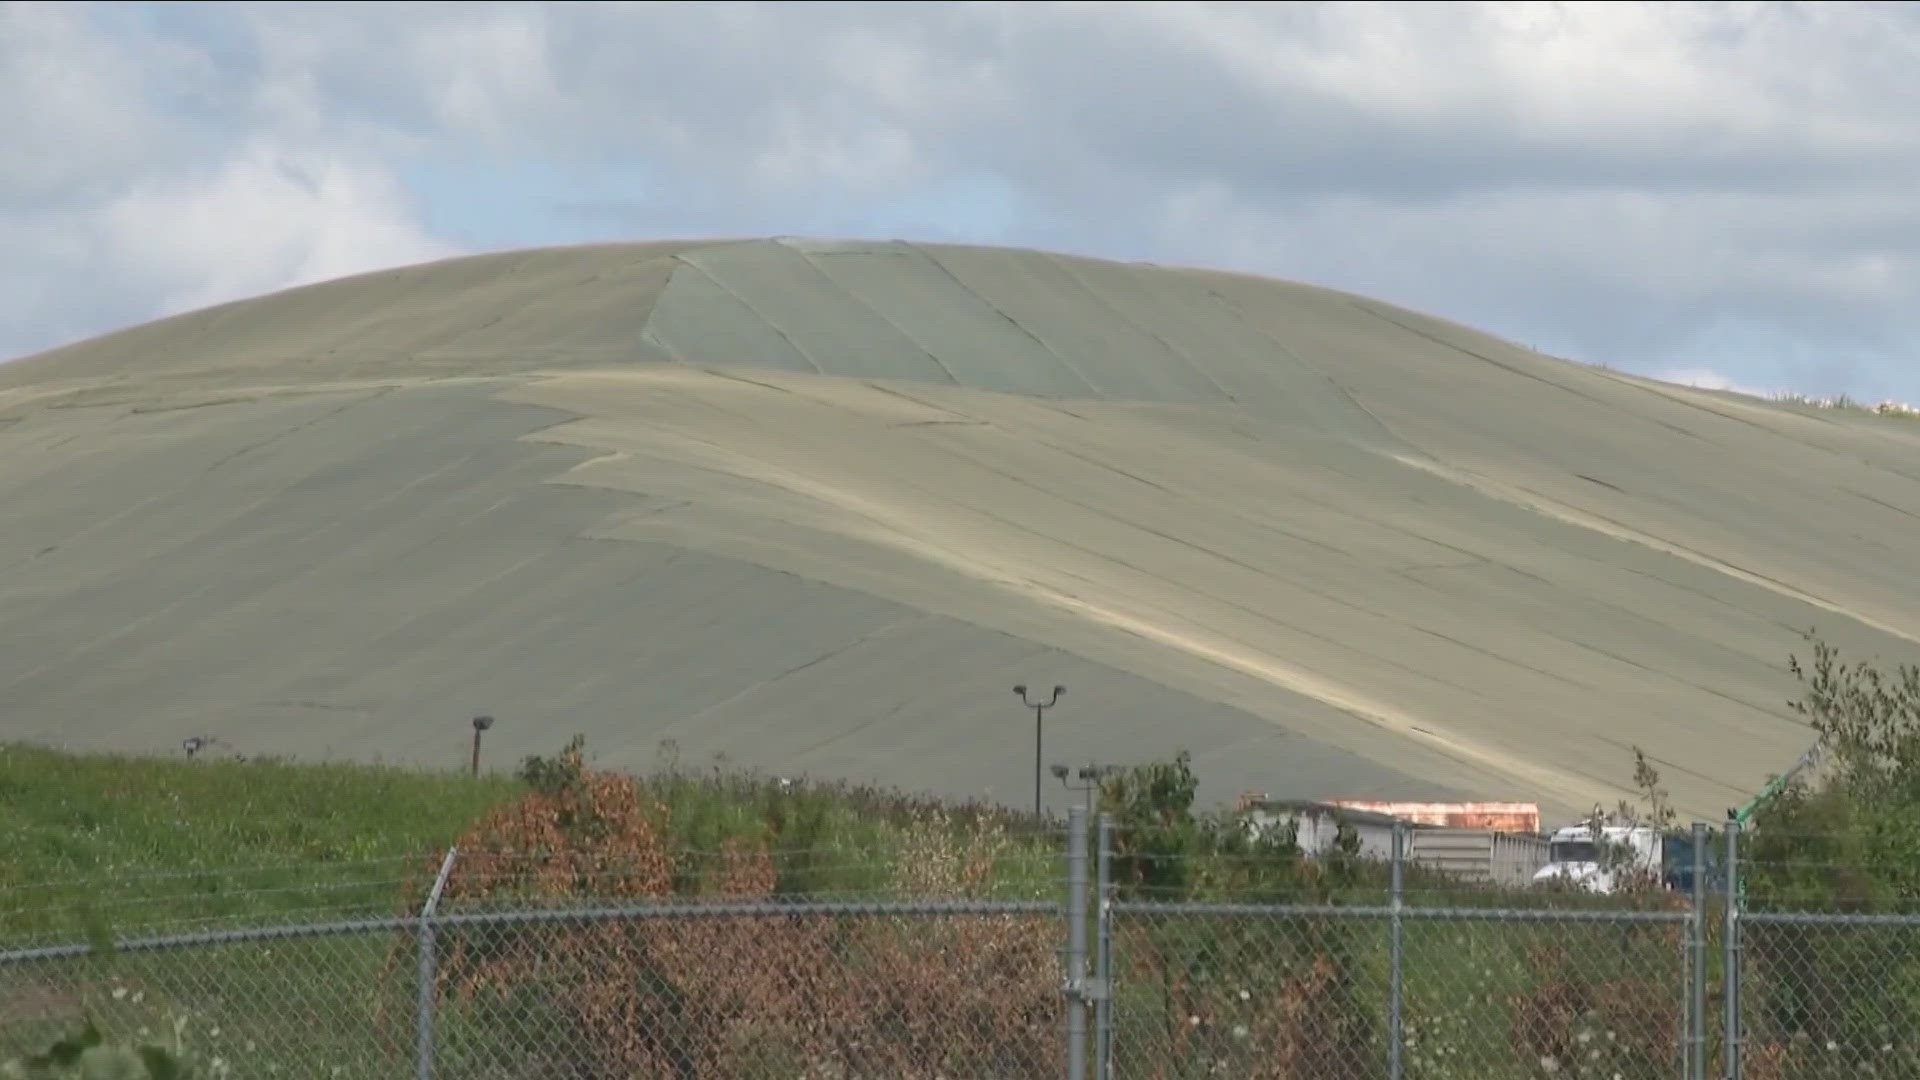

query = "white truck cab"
(1532, 823), (1663, 894)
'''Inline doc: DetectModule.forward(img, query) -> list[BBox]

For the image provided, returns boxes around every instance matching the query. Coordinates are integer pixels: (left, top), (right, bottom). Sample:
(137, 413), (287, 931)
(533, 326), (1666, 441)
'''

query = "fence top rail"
(0, 898), (1062, 966)
(1109, 900), (1690, 924)
(1743, 910), (1920, 927)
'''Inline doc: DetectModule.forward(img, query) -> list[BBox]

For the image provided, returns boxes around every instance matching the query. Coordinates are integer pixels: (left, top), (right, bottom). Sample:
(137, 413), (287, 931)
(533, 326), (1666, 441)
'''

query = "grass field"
(0, 744), (508, 1068)
(0, 743), (523, 947)
(0, 740), (1062, 948)
(0, 741), (1077, 1074)
(0, 742), (1697, 1078)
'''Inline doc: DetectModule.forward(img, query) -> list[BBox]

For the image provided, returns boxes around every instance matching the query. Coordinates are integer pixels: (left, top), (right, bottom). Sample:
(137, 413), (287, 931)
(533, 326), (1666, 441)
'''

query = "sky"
(3, 0), (1916, 403)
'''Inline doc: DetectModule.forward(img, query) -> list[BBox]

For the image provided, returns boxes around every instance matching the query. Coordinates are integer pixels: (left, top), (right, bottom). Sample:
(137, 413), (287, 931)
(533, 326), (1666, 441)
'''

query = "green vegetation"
(0, 743), (521, 946)
(1745, 631), (1920, 909)
(1735, 631), (1920, 1079)
(1094, 750), (1683, 1080)
(0, 738), (1068, 1076)
(0, 745), (515, 1076)
(10, 630), (1920, 1077)
(0, 738), (1054, 947)
(2, 1021), (192, 1079)
(0, 742), (515, 870)
(0, 734), (1683, 1078)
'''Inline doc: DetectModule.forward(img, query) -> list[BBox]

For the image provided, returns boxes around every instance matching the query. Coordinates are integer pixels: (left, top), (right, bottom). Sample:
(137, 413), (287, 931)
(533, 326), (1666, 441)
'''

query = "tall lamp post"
(1013, 684), (1065, 818)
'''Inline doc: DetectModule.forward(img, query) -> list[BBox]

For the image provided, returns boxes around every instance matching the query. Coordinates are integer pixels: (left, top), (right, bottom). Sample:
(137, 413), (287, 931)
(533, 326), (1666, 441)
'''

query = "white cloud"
(96, 142), (456, 318)
(0, 3), (188, 204)
(1, 0), (1917, 402)
(0, 2), (455, 358)
(1650, 367), (1776, 399)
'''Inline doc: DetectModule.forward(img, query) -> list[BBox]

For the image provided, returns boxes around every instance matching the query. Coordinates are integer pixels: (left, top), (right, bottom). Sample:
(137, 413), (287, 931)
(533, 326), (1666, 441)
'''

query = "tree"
(1738, 631), (1920, 1078)
(1749, 630), (1920, 901)
(1785, 631), (1920, 803)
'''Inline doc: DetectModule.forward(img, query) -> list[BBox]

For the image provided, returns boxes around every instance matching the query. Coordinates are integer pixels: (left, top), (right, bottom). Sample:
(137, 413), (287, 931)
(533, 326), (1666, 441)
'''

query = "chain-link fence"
(1, 901), (1063, 1079)
(1738, 912), (1920, 1079)
(2, 920), (423, 1075)
(1106, 903), (1695, 1080)
(5, 809), (1918, 1079)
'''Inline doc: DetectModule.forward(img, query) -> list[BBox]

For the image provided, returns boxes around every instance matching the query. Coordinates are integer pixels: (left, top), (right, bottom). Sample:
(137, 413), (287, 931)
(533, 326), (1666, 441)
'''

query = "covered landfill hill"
(5, 238), (1919, 823)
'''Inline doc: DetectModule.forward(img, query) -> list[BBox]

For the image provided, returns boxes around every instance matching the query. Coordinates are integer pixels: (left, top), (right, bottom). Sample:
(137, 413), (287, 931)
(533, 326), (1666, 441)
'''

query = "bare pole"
(1689, 821), (1709, 1080)
(1066, 804), (1089, 1080)
(1054, 761), (1113, 1078)
(1389, 820), (1405, 1080)
(1723, 815), (1742, 1080)
(1095, 811), (1114, 1080)
(416, 846), (460, 1080)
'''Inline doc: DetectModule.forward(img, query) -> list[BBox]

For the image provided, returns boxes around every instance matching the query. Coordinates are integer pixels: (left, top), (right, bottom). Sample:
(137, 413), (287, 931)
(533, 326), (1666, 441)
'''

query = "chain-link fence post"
(1722, 818), (1742, 1080)
(1066, 804), (1090, 1080)
(416, 847), (458, 1080)
(1688, 821), (1708, 1080)
(1095, 812), (1114, 1080)
(1390, 818), (1405, 1080)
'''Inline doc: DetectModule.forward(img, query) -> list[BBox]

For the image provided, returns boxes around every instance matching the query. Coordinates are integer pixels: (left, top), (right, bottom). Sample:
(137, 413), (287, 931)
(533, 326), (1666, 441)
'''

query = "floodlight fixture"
(470, 715), (495, 776)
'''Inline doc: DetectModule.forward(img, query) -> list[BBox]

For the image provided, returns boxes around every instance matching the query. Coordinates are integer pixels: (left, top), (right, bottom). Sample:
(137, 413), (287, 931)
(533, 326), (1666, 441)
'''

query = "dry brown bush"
(397, 741), (1057, 1078)
(1116, 916), (1378, 1080)
(1507, 930), (1682, 1078)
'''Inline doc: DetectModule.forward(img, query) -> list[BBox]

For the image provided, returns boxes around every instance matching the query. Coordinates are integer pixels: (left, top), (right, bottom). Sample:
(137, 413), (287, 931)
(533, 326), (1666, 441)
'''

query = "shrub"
(2, 1021), (193, 1080)
(1099, 752), (1383, 1078)
(403, 736), (1058, 1078)
(1740, 632), (1920, 1074)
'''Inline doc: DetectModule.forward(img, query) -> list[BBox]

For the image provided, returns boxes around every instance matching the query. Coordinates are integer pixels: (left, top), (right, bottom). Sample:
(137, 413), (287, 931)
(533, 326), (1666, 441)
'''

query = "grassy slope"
(0, 744), (522, 945)
(0, 743), (1053, 1070)
(2, 744), (1687, 1078)
(0, 742), (1055, 947)
(0, 746), (519, 1068)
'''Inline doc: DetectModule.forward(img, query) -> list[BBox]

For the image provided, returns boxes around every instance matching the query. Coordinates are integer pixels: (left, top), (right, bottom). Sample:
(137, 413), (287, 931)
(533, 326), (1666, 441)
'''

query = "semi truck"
(1534, 738), (1820, 895)
(1532, 822), (1723, 894)
(1532, 823), (1661, 894)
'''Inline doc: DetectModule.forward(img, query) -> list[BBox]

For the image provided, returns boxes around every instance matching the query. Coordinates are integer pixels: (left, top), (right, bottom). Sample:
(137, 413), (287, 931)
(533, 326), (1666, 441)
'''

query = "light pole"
(470, 715), (494, 777)
(1053, 762), (1116, 820)
(1014, 684), (1064, 817)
